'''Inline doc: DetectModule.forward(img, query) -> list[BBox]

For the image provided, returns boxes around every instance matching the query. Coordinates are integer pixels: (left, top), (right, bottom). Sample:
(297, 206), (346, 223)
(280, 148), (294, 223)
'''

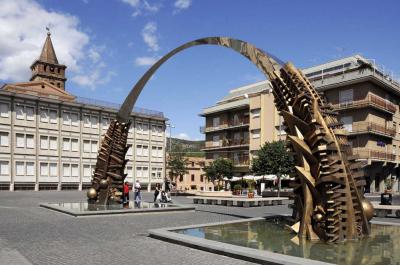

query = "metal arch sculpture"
(87, 37), (373, 243)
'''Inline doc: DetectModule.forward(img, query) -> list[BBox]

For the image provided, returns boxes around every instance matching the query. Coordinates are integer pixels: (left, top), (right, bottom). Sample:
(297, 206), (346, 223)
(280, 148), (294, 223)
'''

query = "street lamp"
(165, 123), (175, 193)
(166, 123), (175, 154)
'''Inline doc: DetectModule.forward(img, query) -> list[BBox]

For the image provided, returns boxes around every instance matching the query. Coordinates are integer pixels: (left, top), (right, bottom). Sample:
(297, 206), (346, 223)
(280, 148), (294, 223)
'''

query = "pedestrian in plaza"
(123, 181), (130, 204)
(153, 184), (160, 202)
(134, 180), (142, 202)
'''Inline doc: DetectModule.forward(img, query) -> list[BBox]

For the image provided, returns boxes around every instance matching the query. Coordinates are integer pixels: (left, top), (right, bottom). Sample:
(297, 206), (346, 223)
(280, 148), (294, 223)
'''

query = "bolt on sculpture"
(87, 37), (373, 242)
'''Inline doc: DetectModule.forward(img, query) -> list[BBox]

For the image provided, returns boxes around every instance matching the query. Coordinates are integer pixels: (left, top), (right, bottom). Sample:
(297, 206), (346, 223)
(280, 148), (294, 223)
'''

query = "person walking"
(134, 180), (142, 202)
(153, 184), (160, 202)
(123, 181), (130, 204)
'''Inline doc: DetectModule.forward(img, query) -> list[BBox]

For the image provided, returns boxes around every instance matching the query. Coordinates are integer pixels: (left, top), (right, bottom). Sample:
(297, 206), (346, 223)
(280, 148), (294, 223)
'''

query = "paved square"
(0, 191), (397, 265)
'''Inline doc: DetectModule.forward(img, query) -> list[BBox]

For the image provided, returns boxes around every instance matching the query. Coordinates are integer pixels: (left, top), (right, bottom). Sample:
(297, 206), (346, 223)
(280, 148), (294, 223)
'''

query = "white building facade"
(0, 32), (166, 191)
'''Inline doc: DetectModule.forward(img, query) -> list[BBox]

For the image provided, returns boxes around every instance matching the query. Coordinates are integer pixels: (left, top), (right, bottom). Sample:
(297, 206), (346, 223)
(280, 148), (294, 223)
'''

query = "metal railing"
(349, 122), (396, 137)
(75, 97), (164, 118)
(333, 93), (396, 113)
(202, 118), (250, 133)
(352, 148), (396, 162)
(204, 138), (250, 149)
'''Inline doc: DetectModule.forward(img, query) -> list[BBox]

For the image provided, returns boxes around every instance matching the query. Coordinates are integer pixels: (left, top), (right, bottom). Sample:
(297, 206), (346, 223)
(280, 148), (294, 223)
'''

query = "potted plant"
(246, 179), (255, 198)
(233, 184), (242, 195)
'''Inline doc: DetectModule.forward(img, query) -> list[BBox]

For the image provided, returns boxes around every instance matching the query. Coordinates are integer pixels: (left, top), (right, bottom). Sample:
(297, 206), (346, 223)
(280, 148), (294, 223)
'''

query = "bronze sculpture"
(88, 37), (373, 242)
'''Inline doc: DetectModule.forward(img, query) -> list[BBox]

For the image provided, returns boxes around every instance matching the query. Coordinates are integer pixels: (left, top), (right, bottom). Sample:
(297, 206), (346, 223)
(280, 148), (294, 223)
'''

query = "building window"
(40, 162), (49, 176)
(252, 129), (260, 139)
(0, 161), (9, 175)
(0, 132), (9, 147)
(136, 145), (149, 156)
(251, 108), (260, 118)
(213, 117), (220, 128)
(15, 104), (35, 121)
(47, 136), (56, 150)
(126, 144), (132, 157)
(102, 116), (111, 130)
(151, 124), (163, 136)
(200, 175), (204, 182)
(339, 89), (353, 104)
(83, 140), (97, 153)
(136, 122), (149, 135)
(40, 108), (58, 124)
(63, 111), (79, 126)
(40, 136), (49, 149)
(50, 163), (57, 176)
(212, 135), (219, 147)
(125, 166), (133, 179)
(63, 138), (79, 152)
(341, 116), (353, 132)
(151, 167), (163, 180)
(63, 163), (79, 177)
(191, 174), (195, 182)
(83, 164), (94, 179)
(15, 161), (35, 176)
(16, 134), (34, 149)
(71, 139), (79, 151)
(0, 102), (9, 118)
(25, 106), (34, 121)
(191, 162), (195, 167)
(16, 161), (24, 175)
(136, 166), (149, 179)
(83, 114), (98, 128)
(179, 175), (183, 182)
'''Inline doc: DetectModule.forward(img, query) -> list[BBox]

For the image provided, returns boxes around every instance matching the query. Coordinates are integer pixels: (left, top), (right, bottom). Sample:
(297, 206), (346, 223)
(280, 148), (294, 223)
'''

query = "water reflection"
(52, 201), (176, 212)
(175, 218), (400, 265)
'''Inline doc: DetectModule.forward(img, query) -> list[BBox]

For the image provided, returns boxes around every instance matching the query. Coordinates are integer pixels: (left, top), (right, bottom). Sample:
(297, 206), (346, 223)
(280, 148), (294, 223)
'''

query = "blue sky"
(1, 0), (400, 140)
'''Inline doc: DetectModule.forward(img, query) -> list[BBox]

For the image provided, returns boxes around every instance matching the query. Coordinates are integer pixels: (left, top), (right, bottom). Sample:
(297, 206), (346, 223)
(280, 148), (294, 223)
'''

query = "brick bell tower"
(30, 30), (67, 90)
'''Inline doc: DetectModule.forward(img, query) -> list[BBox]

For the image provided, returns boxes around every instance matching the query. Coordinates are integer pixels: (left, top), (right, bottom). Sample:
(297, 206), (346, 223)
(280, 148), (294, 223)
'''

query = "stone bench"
(372, 202), (400, 218)
(191, 196), (288, 208)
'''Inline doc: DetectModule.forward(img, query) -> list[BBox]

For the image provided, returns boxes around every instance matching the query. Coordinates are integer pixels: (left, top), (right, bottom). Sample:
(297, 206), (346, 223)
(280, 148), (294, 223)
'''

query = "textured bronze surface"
(89, 37), (372, 242)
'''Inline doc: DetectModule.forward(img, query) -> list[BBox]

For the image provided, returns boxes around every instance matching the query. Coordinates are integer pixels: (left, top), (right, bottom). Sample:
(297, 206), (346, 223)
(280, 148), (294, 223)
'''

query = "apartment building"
(169, 156), (215, 191)
(201, 55), (400, 193)
(200, 81), (284, 177)
(303, 55), (400, 193)
(0, 32), (166, 191)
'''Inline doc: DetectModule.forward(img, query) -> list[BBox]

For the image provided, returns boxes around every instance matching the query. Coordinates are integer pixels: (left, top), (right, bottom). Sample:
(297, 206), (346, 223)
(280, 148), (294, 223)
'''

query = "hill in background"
(167, 137), (205, 157)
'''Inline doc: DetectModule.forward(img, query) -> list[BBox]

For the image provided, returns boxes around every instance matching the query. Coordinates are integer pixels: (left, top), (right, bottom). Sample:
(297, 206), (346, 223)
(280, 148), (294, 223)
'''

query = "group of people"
(122, 180), (142, 204)
(153, 184), (172, 203)
(121, 180), (171, 204)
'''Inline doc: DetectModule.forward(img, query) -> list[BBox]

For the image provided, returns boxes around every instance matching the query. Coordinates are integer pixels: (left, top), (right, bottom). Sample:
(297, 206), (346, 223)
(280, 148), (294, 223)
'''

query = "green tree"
(251, 140), (295, 196)
(167, 143), (188, 185)
(204, 157), (234, 190)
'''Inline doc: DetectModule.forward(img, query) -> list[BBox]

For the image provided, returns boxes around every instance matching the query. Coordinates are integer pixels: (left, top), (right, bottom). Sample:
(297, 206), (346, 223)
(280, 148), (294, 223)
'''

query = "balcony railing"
(349, 122), (396, 138)
(333, 94), (397, 114)
(203, 138), (249, 150)
(202, 118), (250, 133)
(233, 158), (250, 167)
(352, 148), (396, 162)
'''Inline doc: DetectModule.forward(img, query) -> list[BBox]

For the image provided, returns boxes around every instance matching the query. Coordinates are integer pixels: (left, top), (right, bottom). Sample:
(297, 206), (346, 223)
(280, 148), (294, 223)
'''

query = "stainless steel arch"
(117, 37), (283, 121)
(90, 36), (372, 243)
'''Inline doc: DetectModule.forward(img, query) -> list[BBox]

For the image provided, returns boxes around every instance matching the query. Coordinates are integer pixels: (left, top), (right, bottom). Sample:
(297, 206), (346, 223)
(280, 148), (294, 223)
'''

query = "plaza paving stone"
(0, 191), (398, 265)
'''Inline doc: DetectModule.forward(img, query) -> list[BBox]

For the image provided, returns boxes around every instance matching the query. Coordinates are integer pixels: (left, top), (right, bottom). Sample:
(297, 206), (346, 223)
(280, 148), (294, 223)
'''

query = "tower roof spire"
(39, 29), (59, 64)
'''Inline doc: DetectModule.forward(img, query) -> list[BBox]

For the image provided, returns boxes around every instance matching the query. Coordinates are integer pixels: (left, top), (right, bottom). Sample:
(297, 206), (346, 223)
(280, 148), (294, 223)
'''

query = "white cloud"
(173, 0), (192, 13)
(120, 0), (161, 17)
(0, 0), (89, 82)
(141, 22), (159, 52)
(0, 0), (115, 90)
(72, 70), (116, 90)
(134, 56), (158, 66)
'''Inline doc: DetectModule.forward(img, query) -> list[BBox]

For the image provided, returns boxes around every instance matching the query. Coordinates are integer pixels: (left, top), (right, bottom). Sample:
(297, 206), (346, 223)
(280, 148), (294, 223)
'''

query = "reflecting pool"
(175, 217), (400, 265)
